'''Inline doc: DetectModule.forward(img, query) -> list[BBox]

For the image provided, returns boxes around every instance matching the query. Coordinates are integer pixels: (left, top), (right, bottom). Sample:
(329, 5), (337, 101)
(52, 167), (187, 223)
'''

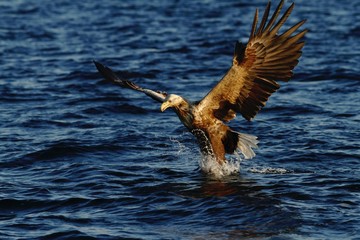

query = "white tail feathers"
(236, 132), (259, 159)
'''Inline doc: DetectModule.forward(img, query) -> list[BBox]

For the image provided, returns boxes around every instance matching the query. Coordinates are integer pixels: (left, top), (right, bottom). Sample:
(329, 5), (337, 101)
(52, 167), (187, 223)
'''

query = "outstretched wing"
(196, 0), (307, 121)
(94, 61), (167, 103)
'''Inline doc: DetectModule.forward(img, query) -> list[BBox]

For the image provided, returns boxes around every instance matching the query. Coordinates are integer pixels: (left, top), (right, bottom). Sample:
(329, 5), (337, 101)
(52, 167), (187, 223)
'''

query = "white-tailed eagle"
(94, 0), (307, 165)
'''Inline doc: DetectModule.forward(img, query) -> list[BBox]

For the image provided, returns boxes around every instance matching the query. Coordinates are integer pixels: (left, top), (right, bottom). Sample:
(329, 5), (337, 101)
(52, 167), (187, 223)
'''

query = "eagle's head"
(160, 94), (188, 112)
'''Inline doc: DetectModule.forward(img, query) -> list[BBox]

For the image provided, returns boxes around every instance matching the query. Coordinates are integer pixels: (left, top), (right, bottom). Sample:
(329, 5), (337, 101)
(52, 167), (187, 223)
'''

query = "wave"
(0, 140), (124, 168)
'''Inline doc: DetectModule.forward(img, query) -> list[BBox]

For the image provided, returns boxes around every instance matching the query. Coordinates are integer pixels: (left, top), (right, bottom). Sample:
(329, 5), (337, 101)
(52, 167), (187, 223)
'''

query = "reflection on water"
(177, 175), (303, 238)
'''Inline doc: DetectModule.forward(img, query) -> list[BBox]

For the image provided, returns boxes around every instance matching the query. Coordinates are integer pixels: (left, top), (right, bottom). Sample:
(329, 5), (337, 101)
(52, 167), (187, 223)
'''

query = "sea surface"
(1, 0), (359, 239)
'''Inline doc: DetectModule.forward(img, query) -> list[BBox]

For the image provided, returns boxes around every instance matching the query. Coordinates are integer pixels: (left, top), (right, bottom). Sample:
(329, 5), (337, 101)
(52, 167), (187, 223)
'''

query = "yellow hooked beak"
(160, 101), (171, 112)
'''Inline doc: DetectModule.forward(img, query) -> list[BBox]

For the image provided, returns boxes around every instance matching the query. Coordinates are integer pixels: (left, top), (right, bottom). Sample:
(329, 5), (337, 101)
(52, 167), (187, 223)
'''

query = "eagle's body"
(94, 0), (307, 167)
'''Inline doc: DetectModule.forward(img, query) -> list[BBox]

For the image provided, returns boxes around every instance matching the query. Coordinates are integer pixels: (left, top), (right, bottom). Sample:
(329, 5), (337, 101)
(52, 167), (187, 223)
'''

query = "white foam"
(249, 167), (293, 174)
(199, 155), (242, 178)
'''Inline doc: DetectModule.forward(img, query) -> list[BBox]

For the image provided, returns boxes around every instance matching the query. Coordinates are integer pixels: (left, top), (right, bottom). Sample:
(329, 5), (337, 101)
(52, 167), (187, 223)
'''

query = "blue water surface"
(1, 0), (359, 239)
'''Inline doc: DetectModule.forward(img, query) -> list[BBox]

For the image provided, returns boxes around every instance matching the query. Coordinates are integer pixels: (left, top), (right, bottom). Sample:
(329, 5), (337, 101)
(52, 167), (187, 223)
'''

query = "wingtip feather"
(249, 8), (259, 42)
(257, 1), (271, 35)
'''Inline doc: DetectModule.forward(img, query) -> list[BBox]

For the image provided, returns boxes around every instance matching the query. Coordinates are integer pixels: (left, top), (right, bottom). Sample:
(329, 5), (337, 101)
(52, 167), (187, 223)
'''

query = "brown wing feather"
(94, 61), (167, 103)
(196, 0), (307, 121)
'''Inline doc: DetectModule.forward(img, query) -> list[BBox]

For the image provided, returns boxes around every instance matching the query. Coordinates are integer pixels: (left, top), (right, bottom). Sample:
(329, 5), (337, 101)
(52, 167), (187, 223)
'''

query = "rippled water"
(1, 0), (359, 239)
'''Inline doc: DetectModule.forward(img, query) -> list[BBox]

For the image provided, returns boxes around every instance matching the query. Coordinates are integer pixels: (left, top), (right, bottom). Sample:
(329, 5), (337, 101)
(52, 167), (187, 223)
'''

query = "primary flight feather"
(94, 0), (307, 165)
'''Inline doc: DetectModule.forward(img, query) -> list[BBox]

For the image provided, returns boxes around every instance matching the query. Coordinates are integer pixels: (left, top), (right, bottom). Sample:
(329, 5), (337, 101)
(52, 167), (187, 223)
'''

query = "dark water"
(1, 0), (359, 239)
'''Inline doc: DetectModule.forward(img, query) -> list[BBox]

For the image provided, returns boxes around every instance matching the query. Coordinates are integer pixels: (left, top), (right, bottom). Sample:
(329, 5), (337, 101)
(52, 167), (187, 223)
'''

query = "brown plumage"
(94, 0), (307, 165)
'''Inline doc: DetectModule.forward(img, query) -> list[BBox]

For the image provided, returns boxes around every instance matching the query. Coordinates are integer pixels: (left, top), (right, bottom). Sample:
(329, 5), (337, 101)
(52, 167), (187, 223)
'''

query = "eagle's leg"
(191, 129), (217, 159)
(191, 129), (228, 164)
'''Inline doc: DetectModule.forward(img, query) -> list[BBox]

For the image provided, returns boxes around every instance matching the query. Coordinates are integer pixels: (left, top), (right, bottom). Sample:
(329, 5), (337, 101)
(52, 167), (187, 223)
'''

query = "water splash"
(169, 136), (188, 155)
(199, 155), (242, 178)
(169, 130), (247, 178)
